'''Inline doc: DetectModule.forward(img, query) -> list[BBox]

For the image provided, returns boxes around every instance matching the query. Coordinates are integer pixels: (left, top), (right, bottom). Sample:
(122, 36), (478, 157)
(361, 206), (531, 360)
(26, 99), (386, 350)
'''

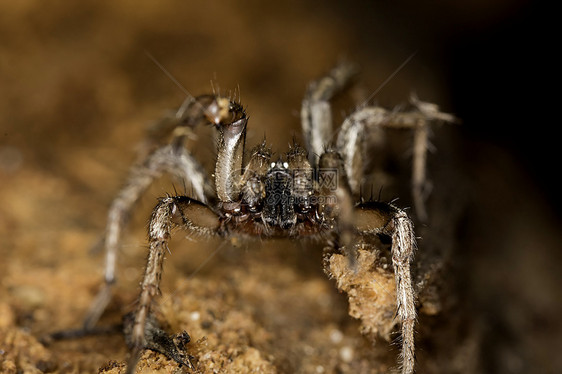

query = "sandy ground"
(1, 1), (560, 374)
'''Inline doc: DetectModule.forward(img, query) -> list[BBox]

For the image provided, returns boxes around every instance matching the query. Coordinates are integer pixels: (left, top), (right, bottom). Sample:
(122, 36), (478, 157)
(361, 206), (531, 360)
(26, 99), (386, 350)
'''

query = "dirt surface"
(1, 1), (560, 374)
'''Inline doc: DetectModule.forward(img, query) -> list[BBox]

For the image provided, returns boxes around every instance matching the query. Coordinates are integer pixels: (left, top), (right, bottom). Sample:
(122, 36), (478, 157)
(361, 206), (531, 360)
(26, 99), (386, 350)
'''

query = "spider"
(81, 62), (455, 374)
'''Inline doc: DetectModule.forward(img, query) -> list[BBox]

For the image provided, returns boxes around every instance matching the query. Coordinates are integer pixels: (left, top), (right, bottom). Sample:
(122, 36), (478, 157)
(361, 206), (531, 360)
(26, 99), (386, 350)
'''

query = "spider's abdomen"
(262, 162), (296, 229)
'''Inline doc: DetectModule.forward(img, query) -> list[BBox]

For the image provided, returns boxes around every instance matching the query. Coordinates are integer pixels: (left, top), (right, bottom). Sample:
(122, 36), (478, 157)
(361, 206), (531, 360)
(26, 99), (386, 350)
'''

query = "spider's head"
(262, 160), (297, 230)
(239, 145), (315, 232)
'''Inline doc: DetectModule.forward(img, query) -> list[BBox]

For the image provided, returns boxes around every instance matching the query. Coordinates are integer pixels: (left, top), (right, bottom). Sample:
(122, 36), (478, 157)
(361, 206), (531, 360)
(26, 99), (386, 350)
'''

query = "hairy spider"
(83, 62), (455, 374)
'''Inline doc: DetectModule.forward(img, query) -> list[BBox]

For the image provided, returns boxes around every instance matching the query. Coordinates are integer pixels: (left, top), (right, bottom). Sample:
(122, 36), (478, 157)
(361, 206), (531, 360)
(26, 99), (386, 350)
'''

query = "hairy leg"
(83, 145), (213, 329)
(84, 94), (240, 329)
(301, 62), (356, 166)
(353, 202), (417, 374)
(126, 196), (220, 374)
(319, 144), (417, 372)
(336, 96), (456, 220)
(408, 94), (456, 221)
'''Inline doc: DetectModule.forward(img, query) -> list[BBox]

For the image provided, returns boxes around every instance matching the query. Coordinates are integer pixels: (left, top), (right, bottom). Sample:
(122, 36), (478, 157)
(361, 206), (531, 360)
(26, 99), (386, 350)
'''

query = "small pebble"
(339, 346), (354, 363)
(329, 329), (343, 344)
(190, 311), (200, 321)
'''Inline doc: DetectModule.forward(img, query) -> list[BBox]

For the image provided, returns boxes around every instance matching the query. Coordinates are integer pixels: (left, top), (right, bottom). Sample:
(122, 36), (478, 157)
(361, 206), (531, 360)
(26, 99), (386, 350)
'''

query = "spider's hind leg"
(83, 98), (217, 330)
(407, 94), (457, 221)
(336, 95), (456, 221)
(301, 62), (357, 166)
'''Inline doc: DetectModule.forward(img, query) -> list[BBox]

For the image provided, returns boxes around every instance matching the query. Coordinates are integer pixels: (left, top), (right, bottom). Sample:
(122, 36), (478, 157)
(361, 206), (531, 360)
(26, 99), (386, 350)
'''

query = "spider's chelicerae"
(83, 62), (455, 374)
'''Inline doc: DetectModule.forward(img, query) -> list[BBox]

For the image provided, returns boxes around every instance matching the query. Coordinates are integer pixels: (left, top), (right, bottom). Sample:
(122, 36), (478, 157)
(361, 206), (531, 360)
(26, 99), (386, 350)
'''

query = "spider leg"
(353, 202), (417, 374)
(388, 208), (416, 374)
(213, 98), (248, 204)
(84, 96), (222, 330)
(336, 106), (387, 196)
(83, 144), (214, 330)
(301, 62), (356, 166)
(319, 146), (417, 373)
(126, 195), (220, 374)
(408, 93), (456, 221)
(336, 96), (456, 221)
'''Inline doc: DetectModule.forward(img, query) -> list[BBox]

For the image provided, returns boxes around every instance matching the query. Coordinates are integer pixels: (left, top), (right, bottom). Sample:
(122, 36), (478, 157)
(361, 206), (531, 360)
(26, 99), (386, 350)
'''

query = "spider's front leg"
(126, 196), (221, 373)
(126, 96), (247, 373)
(358, 203), (416, 374)
(318, 145), (417, 373)
(328, 202), (417, 374)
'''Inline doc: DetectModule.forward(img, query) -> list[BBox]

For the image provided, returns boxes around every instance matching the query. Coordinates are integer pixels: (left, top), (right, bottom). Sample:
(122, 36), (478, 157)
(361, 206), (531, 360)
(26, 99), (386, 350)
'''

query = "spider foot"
(123, 312), (195, 371)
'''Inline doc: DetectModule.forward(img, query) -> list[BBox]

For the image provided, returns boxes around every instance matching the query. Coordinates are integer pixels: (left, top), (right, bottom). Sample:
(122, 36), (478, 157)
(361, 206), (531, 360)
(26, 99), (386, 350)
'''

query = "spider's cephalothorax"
(226, 146), (337, 236)
(81, 63), (456, 374)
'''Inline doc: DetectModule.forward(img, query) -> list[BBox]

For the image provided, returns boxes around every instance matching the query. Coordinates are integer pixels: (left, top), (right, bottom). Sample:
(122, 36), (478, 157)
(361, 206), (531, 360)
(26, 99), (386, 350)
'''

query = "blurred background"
(0, 1), (559, 373)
